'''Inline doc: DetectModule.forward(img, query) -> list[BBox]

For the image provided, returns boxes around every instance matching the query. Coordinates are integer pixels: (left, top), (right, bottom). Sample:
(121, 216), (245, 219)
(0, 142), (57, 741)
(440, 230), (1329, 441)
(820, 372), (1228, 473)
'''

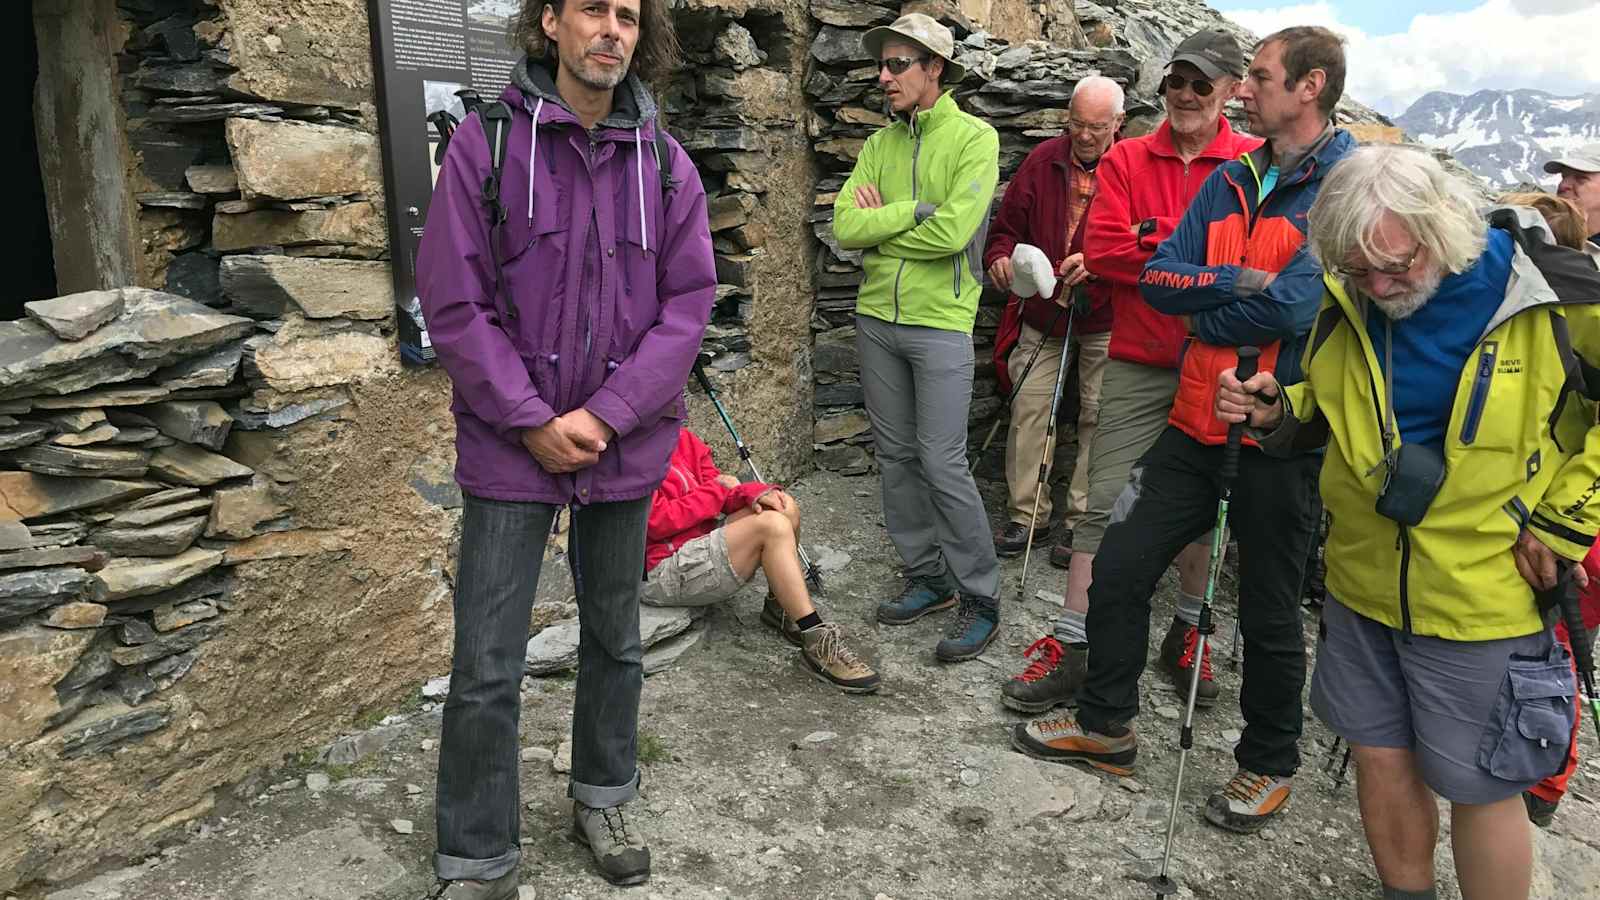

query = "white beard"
(1370, 268), (1443, 321)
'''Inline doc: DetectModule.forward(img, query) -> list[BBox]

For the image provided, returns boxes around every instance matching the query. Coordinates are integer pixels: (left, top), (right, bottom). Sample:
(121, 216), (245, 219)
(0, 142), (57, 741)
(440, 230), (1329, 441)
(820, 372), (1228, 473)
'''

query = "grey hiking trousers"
(856, 314), (1001, 600)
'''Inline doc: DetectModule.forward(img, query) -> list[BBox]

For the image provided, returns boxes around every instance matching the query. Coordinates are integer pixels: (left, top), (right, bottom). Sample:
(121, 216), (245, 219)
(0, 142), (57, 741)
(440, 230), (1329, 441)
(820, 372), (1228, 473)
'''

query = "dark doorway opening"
(13, 0), (58, 318)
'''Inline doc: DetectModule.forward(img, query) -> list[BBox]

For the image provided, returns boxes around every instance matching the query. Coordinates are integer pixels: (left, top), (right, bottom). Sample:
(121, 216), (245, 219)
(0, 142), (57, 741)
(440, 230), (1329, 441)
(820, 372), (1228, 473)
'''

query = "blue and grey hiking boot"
(876, 576), (958, 625)
(934, 595), (999, 661)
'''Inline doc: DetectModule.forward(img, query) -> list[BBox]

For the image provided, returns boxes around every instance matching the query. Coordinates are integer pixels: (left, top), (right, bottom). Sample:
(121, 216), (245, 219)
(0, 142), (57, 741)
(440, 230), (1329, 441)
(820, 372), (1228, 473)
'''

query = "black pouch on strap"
(1374, 443), (1446, 527)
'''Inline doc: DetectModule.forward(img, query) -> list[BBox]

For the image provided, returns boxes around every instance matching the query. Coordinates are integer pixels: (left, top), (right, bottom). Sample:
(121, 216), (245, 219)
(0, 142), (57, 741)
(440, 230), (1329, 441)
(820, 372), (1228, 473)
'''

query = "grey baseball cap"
(1544, 143), (1600, 175)
(862, 13), (967, 83)
(1168, 28), (1245, 80)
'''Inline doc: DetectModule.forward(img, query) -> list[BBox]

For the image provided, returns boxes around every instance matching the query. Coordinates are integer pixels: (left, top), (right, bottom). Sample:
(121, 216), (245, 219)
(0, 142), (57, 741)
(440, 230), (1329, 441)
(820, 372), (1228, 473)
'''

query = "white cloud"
(1221, 0), (1600, 115)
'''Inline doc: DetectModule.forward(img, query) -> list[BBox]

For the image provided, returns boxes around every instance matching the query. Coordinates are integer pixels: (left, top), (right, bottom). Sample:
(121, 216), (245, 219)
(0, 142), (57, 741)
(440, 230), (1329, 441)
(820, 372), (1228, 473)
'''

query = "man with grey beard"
(1218, 144), (1600, 900)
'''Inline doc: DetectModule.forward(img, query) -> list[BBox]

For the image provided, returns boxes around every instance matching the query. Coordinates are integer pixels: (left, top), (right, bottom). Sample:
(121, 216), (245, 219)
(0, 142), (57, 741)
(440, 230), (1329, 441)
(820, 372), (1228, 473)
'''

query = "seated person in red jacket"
(643, 427), (880, 693)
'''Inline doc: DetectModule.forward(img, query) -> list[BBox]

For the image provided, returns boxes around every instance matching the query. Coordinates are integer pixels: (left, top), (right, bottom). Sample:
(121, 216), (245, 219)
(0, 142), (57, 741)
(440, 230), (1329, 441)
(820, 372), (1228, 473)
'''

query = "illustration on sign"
(367, 0), (521, 365)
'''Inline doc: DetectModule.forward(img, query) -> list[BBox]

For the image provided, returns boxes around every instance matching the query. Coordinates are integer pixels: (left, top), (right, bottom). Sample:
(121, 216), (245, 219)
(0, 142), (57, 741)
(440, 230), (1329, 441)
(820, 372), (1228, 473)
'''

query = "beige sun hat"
(862, 13), (967, 83)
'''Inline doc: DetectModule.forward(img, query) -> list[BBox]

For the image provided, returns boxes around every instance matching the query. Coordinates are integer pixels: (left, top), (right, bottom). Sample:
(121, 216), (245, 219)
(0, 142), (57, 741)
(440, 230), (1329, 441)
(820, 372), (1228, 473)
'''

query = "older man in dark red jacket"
(984, 75), (1122, 566)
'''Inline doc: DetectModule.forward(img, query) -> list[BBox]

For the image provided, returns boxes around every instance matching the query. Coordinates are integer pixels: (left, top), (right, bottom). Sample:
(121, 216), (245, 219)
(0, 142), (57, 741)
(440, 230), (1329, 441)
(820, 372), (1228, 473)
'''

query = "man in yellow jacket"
(1217, 145), (1598, 900)
(832, 13), (1002, 661)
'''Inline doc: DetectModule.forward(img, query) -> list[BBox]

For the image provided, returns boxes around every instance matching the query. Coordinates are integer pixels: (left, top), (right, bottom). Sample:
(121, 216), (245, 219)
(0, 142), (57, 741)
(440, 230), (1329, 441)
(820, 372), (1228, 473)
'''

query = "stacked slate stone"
(803, 0), (1393, 474)
(0, 288), (351, 758)
(122, 0), (383, 308)
(658, 11), (796, 375)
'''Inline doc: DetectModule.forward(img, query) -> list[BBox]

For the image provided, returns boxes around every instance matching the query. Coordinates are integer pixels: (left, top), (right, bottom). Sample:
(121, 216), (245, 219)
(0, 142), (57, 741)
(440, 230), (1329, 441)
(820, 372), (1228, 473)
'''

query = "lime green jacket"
(832, 91), (999, 334)
(1263, 208), (1600, 640)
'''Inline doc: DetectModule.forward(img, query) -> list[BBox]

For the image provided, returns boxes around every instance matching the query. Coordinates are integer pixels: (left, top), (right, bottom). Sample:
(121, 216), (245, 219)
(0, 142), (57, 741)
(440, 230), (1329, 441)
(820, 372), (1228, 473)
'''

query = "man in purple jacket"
(415, 0), (714, 895)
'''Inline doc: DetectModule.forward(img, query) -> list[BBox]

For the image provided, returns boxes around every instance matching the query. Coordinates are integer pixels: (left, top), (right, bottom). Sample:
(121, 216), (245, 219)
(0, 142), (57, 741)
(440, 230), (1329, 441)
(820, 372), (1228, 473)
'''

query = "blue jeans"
(434, 493), (650, 881)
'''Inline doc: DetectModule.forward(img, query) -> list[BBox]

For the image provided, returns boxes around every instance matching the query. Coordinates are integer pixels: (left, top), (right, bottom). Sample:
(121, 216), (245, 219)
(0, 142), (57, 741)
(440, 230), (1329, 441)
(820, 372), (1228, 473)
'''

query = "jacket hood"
(508, 54), (659, 131)
(1240, 123), (1354, 189)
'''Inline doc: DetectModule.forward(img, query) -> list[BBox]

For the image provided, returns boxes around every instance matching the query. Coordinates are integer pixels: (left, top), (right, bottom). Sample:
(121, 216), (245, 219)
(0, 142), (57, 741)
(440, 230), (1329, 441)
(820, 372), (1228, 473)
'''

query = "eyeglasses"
(880, 56), (927, 76)
(1162, 72), (1216, 97)
(1332, 244), (1424, 279)
(1069, 118), (1117, 135)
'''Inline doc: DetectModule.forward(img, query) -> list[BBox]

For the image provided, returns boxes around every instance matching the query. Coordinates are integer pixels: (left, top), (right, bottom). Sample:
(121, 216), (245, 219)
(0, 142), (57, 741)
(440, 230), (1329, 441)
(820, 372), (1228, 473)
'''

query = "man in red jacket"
(984, 76), (1121, 563)
(999, 28), (1263, 716)
(643, 427), (880, 693)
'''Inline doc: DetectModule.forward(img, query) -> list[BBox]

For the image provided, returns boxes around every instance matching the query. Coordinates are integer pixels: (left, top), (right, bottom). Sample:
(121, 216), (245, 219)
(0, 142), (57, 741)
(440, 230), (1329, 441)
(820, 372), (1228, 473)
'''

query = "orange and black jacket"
(1138, 125), (1356, 447)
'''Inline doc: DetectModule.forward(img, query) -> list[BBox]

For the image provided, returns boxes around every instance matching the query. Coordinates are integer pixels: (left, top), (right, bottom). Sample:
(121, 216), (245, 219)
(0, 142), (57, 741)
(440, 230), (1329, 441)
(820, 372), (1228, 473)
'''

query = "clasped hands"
(521, 409), (614, 474)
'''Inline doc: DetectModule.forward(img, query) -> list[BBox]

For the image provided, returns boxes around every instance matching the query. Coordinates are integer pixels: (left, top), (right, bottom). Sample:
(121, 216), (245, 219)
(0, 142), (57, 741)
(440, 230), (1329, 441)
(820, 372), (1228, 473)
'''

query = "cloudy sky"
(1212, 0), (1600, 115)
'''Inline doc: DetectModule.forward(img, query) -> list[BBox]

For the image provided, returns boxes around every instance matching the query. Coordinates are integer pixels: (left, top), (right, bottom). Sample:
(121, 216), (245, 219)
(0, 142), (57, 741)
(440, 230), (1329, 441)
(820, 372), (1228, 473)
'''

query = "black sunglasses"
(1162, 72), (1216, 97)
(880, 56), (928, 76)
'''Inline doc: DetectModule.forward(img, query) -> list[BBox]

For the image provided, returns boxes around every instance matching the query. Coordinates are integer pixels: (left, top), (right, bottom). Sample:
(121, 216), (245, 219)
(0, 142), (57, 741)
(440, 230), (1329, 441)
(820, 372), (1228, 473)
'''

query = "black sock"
(1381, 886), (1436, 900)
(797, 611), (823, 631)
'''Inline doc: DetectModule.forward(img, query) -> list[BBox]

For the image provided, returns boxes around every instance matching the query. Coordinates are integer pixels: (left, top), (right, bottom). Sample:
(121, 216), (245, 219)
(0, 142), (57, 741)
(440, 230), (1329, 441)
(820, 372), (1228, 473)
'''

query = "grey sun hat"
(862, 13), (967, 83)
(1544, 142), (1600, 175)
(1168, 28), (1245, 80)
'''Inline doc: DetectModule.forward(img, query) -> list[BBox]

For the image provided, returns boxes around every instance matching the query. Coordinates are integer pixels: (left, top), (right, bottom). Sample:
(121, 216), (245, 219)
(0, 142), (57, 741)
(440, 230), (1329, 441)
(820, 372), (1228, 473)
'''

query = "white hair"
(1071, 75), (1125, 114)
(1307, 145), (1487, 277)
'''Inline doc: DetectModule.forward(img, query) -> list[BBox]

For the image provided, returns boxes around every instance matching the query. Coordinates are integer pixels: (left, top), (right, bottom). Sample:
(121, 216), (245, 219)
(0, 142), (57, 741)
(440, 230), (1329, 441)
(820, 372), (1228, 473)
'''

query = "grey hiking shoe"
(572, 801), (650, 885)
(1204, 768), (1292, 834)
(799, 622), (881, 693)
(426, 869), (519, 900)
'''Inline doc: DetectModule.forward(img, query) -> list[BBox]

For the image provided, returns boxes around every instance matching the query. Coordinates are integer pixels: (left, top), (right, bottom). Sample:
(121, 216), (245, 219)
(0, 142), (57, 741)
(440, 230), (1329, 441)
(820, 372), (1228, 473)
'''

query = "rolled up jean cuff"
(568, 767), (641, 809)
(435, 845), (519, 882)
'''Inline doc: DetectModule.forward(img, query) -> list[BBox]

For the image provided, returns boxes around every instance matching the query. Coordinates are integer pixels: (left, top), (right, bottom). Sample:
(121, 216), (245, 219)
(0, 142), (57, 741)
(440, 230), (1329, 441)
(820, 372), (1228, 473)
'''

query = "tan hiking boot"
(1009, 713), (1137, 776)
(1204, 768), (1292, 834)
(760, 594), (803, 646)
(799, 622), (881, 693)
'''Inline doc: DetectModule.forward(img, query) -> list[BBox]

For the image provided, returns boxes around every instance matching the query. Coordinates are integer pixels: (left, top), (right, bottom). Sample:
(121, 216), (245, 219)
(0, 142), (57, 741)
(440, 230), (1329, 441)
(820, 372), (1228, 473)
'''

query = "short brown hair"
(1259, 26), (1346, 118)
(1500, 191), (1590, 250)
(511, 0), (681, 84)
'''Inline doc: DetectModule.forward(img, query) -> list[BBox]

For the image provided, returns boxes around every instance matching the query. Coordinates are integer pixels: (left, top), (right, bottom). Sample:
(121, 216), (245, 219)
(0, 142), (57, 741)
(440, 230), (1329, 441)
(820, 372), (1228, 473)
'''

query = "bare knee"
(757, 509), (795, 543)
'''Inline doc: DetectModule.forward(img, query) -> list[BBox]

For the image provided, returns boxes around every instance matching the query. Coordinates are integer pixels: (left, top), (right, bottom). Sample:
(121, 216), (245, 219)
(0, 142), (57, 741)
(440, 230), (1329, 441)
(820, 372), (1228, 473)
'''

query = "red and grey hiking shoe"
(1000, 636), (1086, 713)
(1157, 618), (1219, 708)
(1204, 769), (1292, 833)
(1009, 714), (1137, 776)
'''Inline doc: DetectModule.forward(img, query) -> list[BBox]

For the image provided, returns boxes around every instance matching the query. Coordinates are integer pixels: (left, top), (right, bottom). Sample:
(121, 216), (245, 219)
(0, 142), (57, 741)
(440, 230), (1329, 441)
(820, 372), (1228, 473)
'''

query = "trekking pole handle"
(691, 357), (717, 398)
(1222, 347), (1261, 482)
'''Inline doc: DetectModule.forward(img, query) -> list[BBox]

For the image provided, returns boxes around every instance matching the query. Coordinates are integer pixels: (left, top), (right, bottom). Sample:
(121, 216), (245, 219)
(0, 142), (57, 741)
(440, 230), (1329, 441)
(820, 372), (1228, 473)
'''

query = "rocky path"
(21, 470), (1600, 900)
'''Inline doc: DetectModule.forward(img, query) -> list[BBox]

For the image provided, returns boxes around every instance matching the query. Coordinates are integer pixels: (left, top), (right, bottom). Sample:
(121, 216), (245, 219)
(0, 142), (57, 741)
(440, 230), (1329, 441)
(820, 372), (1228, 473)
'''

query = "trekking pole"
(1554, 568), (1600, 745)
(1016, 296), (1078, 605)
(692, 359), (825, 594)
(1153, 346), (1260, 900)
(969, 302), (1070, 474)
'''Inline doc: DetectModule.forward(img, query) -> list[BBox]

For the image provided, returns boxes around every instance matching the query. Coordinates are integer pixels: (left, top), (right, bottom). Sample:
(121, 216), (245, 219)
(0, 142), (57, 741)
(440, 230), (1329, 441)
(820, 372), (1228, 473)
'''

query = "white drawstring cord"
(527, 98), (544, 225)
(634, 126), (649, 253)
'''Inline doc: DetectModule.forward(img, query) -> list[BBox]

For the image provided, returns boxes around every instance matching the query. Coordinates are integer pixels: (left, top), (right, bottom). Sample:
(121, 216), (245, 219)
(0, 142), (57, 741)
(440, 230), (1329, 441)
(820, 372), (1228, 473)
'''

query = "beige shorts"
(641, 528), (749, 607)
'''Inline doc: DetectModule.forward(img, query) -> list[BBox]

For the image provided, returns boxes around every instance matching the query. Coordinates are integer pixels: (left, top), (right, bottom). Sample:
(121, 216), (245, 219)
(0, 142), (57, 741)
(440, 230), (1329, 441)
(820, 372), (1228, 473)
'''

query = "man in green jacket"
(833, 13), (1002, 661)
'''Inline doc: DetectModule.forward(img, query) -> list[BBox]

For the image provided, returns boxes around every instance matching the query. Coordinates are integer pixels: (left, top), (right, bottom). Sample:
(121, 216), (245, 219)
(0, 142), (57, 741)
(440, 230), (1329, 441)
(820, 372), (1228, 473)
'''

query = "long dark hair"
(510, 0), (682, 83)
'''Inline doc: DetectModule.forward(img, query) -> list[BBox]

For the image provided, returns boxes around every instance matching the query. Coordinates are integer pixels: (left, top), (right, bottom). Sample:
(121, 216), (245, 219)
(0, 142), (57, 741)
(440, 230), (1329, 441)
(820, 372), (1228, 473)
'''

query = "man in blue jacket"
(1010, 25), (1355, 836)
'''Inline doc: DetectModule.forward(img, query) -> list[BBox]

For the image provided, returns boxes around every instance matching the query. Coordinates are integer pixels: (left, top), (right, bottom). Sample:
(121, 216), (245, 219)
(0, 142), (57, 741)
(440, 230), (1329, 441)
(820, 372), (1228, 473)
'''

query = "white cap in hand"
(1010, 243), (1057, 299)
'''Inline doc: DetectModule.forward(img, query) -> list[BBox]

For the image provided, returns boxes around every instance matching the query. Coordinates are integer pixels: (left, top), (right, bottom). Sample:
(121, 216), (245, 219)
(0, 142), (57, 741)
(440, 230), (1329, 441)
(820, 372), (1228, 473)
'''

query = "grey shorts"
(640, 528), (749, 608)
(1310, 596), (1575, 805)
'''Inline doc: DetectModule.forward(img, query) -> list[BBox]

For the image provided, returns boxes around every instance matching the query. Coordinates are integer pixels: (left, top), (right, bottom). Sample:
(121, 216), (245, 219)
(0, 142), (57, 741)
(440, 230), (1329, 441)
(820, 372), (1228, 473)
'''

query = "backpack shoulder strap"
(652, 121), (678, 196)
(478, 101), (514, 226)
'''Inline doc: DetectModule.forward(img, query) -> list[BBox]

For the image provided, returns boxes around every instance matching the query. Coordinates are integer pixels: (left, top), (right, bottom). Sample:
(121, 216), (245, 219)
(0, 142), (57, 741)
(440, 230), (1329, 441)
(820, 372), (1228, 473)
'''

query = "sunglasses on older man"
(880, 56), (928, 75)
(1162, 72), (1216, 97)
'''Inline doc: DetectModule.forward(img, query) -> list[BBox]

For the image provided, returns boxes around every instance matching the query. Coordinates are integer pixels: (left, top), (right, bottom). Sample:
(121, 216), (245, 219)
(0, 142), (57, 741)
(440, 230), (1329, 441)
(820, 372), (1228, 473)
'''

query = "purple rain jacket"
(417, 59), (716, 505)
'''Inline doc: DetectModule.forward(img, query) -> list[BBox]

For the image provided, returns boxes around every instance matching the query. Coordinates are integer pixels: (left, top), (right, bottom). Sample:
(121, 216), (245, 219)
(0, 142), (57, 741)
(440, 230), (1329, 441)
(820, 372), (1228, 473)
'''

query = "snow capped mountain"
(1395, 89), (1600, 188)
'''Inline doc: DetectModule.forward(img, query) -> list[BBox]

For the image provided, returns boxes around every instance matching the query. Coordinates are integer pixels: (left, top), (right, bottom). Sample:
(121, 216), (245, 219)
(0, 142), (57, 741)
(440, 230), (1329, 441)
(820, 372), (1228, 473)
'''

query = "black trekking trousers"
(1077, 426), (1320, 777)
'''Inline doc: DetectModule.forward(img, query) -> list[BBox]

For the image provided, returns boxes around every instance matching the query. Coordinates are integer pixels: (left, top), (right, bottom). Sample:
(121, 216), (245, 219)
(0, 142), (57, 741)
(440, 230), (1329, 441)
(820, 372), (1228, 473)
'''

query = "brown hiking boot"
(1204, 769), (1292, 833)
(760, 594), (802, 647)
(572, 801), (650, 885)
(800, 623), (881, 694)
(1009, 713), (1137, 776)
(1157, 618), (1219, 708)
(426, 870), (519, 900)
(1000, 636), (1086, 713)
(1047, 539), (1073, 569)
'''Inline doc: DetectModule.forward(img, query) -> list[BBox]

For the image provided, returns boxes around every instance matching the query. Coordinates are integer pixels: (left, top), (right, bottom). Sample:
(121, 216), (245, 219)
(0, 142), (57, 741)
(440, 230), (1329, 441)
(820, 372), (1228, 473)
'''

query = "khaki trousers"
(1004, 321), (1110, 529)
